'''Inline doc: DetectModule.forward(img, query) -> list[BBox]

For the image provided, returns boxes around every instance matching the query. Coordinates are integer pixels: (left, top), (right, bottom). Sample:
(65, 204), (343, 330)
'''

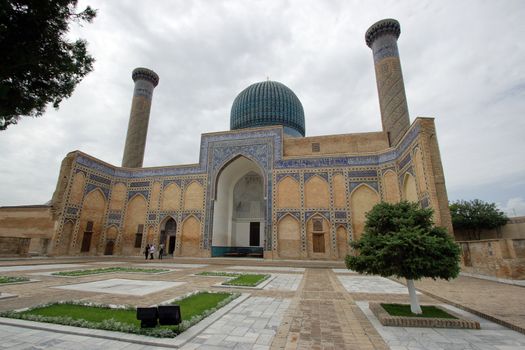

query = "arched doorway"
(212, 156), (266, 257)
(104, 240), (115, 255)
(160, 218), (177, 255)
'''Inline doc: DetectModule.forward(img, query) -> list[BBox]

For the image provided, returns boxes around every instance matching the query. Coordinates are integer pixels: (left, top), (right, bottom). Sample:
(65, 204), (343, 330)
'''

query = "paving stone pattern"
(357, 301), (525, 350)
(53, 278), (186, 296)
(338, 275), (420, 294)
(264, 274), (303, 291)
(227, 266), (305, 272)
(0, 264), (88, 272)
(182, 296), (290, 349)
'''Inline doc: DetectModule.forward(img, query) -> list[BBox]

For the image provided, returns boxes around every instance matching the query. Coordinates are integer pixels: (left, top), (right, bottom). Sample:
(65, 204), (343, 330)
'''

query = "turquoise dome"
(230, 81), (305, 137)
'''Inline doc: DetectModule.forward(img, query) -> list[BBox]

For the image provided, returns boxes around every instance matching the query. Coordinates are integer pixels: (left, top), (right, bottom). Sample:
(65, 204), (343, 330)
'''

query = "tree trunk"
(406, 279), (422, 314)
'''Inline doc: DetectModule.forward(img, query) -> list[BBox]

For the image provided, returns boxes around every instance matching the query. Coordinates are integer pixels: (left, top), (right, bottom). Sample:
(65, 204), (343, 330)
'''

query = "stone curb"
(390, 278), (525, 336)
(369, 302), (480, 329)
(0, 292), (252, 348)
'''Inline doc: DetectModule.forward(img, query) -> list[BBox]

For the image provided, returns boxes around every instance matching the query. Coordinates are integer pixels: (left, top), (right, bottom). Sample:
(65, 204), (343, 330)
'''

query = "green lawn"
(381, 303), (457, 319)
(222, 273), (270, 287)
(51, 267), (169, 276)
(0, 276), (29, 284)
(10, 291), (235, 337)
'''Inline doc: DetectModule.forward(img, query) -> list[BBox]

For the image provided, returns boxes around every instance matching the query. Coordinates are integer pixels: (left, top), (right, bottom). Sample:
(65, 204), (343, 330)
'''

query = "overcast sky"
(1, 0), (524, 216)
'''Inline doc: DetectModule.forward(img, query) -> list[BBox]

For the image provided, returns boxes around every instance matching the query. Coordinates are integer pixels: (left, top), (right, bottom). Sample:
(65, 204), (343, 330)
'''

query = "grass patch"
(1, 291), (237, 337)
(196, 271), (240, 277)
(381, 303), (457, 319)
(0, 276), (29, 284)
(222, 273), (270, 287)
(51, 267), (169, 276)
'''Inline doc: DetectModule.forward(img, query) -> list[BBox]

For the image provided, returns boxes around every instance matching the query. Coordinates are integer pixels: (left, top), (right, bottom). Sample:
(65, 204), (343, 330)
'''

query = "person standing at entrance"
(144, 244), (150, 260)
(149, 244), (155, 260)
(159, 243), (164, 260)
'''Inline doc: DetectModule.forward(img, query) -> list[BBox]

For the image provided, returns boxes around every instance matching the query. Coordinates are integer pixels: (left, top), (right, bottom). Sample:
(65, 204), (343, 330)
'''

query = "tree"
(449, 199), (508, 240)
(346, 201), (460, 314)
(0, 0), (96, 130)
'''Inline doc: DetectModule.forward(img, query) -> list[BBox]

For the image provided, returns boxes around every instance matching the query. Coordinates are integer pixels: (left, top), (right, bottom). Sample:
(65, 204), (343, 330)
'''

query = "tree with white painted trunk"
(345, 201), (460, 314)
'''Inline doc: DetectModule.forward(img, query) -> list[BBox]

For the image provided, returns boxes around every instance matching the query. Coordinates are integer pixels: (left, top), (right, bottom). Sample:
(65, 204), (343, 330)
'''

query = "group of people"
(144, 243), (164, 260)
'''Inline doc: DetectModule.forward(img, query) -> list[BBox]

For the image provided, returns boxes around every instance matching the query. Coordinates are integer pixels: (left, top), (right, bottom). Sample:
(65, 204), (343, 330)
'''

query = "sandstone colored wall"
(304, 176), (329, 209)
(184, 181), (204, 210)
(336, 225), (349, 258)
(121, 194), (147, 255)
(76, 189), (107, 255)
(162, 183), (181, 210)
(402, 173), (418, 203)
(283, 131), (389, 157)
(277, 214), (301, 259)
(455, 216), (525, 241)
(109, 182), (127, 210)
(382, 170), (400, 203)
(350, 185), (380, 241)
(276, 176), (300, 208)
(333, 174), (346, 208)
(459, 238), (525, 280)
(180, 216), (201, 256)
(0, 206), (54, 256)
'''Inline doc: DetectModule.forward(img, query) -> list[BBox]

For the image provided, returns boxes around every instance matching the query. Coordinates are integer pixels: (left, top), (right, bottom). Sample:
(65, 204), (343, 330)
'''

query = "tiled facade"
(48, 117), (452, 260)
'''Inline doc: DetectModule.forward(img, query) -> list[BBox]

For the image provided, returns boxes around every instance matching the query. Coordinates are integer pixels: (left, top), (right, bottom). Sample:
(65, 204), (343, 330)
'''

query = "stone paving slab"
(337, 275), (421, 294)
(263, 274), (303, 291)
(332, 268), (356, 274)
(133, 263), (208, 269)
(356, 301), (525, 349)
(52, 278), (186, 296)
(226, 266), (304, 273)
(0, 264), (88, 272)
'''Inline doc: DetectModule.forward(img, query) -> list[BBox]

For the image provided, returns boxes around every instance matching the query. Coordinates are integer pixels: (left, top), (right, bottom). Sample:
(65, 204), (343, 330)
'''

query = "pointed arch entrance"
(160, 217), (177, 255)
(211, 156), (266, 257)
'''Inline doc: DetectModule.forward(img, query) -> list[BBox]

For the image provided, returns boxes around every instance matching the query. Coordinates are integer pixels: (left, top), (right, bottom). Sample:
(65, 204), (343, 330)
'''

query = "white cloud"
(0, 0), (524, 206)
(498, 197), (525, 217)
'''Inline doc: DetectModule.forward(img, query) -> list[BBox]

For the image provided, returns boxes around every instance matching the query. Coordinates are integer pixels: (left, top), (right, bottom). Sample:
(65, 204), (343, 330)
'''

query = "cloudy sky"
(1, 0), (524, 216)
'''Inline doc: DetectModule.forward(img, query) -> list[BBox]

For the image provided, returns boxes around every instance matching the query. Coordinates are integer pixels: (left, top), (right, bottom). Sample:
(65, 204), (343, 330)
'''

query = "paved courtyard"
(0, 257), (524, 349)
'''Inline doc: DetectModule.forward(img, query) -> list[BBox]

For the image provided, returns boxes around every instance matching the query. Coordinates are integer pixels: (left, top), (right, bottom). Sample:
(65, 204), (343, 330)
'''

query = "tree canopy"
(346, 201), (460, 281)
(449, 199), (508, 240)
(0, 0), (96, 130)
(346, 201), (460, 314)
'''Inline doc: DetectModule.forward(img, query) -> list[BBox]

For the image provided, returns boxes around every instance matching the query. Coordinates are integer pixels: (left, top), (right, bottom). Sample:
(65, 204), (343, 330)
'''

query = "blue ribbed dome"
(230, 81), (305, 137)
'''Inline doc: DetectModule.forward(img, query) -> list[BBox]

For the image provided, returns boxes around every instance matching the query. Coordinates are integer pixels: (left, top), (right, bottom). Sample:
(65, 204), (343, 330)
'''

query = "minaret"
(366, 19), (410, 146)
(121, 67), (159, 168)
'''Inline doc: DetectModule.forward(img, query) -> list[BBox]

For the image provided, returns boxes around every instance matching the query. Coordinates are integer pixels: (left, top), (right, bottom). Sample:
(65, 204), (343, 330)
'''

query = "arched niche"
(121, 194), (147, 255)
(277, 214), (301, 259)
(212, 156), (266, 256)
(336, 225), (348, 259)
(350, 184), (380, 241)
(306, 214), (331, 258)
(402, 173), (418, 203)
(332, 174), (346, 208)
(69, 172), (86, 205)
(180, 215), (201, 256)
(184, 181), (204, 210)
(276, 176), (300, 208)
(162, 183), (181, 211)
(383, 170), (400, 203)
(305, 175), (329, 209)
(109, 182), (127, 210)
(160, 216), (177, 255)
(77, 189), (107, 255)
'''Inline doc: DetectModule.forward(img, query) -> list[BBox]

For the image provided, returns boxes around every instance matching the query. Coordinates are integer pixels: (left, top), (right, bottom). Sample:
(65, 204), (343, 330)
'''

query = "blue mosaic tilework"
(108, 213), (121, 221)
(275, 173), (300, 182)
(349, 170), (377, 177)
(182, 212), (202, 222)
(84, 183), (110, 199)
(163, 179), (182, 188)
(128, 190), (149, 200)
(304, 172), (329, 182)
(276, 211), (301, 221)
(335, 211), (347, 219)
(305, 211), (330, 221)
(421, 197), (430, 208)
(349, 181), (379, 193)
(399, 154), (411, 169)
(148, 213), (157, 221)
(66, 207), (78, 215)
(89, 174), (111, 185)
(130, 181), (150, 188)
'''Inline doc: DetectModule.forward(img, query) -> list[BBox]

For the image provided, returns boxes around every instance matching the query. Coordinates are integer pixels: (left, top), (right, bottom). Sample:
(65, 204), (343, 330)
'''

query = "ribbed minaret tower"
(121, 67), (159, 168)
(366, 19), (410, 146)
